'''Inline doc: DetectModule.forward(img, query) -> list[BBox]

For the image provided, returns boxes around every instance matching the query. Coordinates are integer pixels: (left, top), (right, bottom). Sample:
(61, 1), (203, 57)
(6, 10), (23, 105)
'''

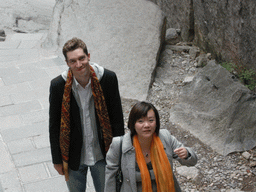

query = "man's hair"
(62, 37), (88, 60)
(128, 101), (160, 137)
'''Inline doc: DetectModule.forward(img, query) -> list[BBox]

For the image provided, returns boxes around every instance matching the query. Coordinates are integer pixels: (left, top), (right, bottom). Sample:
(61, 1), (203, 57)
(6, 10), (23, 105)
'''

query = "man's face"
(66, 48), (90, 80)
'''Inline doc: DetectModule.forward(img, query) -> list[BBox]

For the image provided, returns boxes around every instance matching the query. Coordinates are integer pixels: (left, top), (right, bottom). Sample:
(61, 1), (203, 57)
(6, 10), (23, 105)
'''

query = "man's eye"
(79, 56), (86, 61)
(69, 60), (75, 64)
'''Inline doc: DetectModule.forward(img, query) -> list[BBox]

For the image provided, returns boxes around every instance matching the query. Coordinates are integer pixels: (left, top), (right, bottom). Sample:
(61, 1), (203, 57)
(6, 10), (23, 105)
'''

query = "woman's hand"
(174, 147), (188, 159)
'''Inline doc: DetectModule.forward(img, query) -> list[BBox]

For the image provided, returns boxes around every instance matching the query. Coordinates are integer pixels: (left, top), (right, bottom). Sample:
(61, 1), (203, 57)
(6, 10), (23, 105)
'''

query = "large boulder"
(169, 60), (256, 155)
(42, 0), (166, 101)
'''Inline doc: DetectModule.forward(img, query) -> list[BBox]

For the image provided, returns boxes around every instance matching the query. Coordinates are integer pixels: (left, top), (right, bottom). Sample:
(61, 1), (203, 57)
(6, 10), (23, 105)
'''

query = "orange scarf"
(60, 66), (112, 181)
(133, 134), (175, 192)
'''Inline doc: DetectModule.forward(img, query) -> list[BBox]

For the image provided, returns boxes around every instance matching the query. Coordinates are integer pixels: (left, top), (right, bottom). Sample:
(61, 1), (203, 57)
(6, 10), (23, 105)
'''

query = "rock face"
(150, 0), (256, 71)
(169, 60), (256, 155)
(0, 0), (55, 33)
(193, 0), (256, 71)
(149, 0), (193, 42)
(42, 0), (166, 101)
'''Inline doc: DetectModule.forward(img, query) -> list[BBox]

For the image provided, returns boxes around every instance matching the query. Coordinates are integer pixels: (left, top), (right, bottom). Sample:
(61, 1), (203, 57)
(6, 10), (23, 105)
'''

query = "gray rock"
(183, 76), (194, 85)
(0, 29), (5, 37)
(195, 54), (208, 68)
(165, 28), (180, 45)
(176, 166), (199, 180)
(0, 29), (6, 41)
(241, 151), (251, 160)
(42, 0), (166, 101)
(169, 60), (256, 155)
(189, 47), (200, 60)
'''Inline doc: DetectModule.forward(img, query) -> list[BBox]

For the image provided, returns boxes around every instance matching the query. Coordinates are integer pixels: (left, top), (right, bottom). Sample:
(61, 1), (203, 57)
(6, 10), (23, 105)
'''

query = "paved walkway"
(0, 33), (95, 192)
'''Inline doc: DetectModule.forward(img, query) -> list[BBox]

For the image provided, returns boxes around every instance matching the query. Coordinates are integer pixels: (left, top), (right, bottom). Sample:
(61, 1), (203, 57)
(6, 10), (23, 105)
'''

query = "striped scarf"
(133, 134), (175, 192)
(60, 66), (112, 181)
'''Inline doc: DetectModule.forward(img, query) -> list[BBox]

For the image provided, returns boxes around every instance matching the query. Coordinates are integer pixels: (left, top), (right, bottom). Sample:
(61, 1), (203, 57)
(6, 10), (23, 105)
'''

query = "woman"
(104, 101), (197, 192)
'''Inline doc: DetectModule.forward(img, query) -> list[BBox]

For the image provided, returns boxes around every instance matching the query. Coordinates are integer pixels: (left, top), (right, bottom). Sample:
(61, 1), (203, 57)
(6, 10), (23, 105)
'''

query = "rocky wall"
(150, 0), (256, 71)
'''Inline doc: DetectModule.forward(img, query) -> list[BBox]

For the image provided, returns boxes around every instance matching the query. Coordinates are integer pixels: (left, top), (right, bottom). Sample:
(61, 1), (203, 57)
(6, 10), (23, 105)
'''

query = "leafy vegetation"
(220, 62), (256, 91)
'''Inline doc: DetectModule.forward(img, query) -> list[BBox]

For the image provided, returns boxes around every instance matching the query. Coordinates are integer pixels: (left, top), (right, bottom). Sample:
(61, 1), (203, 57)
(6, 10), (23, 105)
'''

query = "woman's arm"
(104, 136), (122, 192)
(167, 131), (198, 166)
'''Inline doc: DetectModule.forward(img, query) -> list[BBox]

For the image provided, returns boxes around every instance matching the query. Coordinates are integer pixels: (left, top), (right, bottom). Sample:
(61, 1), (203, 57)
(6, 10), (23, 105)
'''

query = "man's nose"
(76, 60), (82, 67)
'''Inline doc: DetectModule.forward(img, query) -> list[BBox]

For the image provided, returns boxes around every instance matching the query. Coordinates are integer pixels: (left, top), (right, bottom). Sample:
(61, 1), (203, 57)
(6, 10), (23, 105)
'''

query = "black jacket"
(49, 68), (124, 170)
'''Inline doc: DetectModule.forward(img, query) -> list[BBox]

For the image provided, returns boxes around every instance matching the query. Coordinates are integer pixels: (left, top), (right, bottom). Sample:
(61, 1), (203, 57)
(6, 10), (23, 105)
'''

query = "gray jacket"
(104, 129), (197, 192)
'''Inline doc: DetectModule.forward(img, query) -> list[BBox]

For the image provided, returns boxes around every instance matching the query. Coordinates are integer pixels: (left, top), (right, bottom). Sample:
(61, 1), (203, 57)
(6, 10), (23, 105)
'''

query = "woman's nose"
(144, 121), (150, 127)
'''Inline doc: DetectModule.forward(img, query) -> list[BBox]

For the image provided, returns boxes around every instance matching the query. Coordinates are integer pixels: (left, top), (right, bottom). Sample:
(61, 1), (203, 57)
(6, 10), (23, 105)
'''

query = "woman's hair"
(62, 37), (89, 60)
(128, 101), (160, 137)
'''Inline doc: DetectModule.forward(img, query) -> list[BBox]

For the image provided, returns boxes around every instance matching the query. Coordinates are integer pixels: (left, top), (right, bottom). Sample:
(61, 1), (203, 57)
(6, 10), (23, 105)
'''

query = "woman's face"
(135, 109), (156, 139)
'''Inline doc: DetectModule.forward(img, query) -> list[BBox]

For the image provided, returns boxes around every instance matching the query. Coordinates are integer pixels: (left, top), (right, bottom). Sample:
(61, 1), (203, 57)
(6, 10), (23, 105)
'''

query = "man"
(49, 37), (124, 192)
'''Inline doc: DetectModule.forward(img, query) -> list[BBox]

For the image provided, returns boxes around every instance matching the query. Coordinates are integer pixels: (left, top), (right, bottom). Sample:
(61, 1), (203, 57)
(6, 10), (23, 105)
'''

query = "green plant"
(238, 68), (256, 90)
(220, 62), (256, 91)
(220, 62), (234, 72)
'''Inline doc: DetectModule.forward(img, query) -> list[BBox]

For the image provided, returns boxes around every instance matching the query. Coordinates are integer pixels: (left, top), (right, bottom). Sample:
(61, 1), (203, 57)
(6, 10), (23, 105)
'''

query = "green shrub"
(220, 62), (256, 91)
(220, 62), (234, 73)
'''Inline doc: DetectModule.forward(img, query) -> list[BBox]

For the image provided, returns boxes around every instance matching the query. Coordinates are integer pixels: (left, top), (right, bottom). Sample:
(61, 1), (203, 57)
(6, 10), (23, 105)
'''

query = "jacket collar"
(122, 131), (134, 154)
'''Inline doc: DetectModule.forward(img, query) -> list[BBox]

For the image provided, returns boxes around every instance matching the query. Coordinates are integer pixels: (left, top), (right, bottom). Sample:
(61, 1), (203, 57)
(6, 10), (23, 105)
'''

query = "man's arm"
(101, 69), (124, 137)
(49, 76), (65, 165)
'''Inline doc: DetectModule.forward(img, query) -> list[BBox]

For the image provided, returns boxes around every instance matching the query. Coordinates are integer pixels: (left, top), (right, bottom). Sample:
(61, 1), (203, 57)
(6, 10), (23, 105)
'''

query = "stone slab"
(0, 100), (42, 117)
(38, 98), (49, 110)
(46, 162), (59, 177)
(39, 56), (66, 68)
(0, 141), (15, 174)
(23, 176), (68, 192)
(0, 49), (39, 57)
(10, 89), (48, 104)
(0, 95), (12, 107)
(28, 77), (52, 90)
(0, 41), (20, 49)
(0, 171), (22, 192)
(0, 115), (23, 131)
(7, 138), (35, 154)
(0, 67), (20, 77)
(33, 133), (50, 149)
(1, 122), (47, 142)
(0, 82), (31, 96)
(1, 70), (35, 86)
(12, 147), (51, 167)
(44, 65), (68, 79)
(10, 33), (44, 41)
(18, 40), (39, 49)
(18, 164), (48, 183)
(20, 109), (48, 124)
(0, 78), (4, 87)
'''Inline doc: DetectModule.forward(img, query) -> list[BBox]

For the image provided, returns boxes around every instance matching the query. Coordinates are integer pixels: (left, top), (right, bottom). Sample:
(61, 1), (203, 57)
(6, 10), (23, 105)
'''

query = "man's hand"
(174, 147), (188, 159)
(54, 164), (65, 175)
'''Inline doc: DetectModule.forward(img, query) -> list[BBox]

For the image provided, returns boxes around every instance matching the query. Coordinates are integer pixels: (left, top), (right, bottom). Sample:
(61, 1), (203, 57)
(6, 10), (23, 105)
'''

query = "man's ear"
(66, 60), (70, 67)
